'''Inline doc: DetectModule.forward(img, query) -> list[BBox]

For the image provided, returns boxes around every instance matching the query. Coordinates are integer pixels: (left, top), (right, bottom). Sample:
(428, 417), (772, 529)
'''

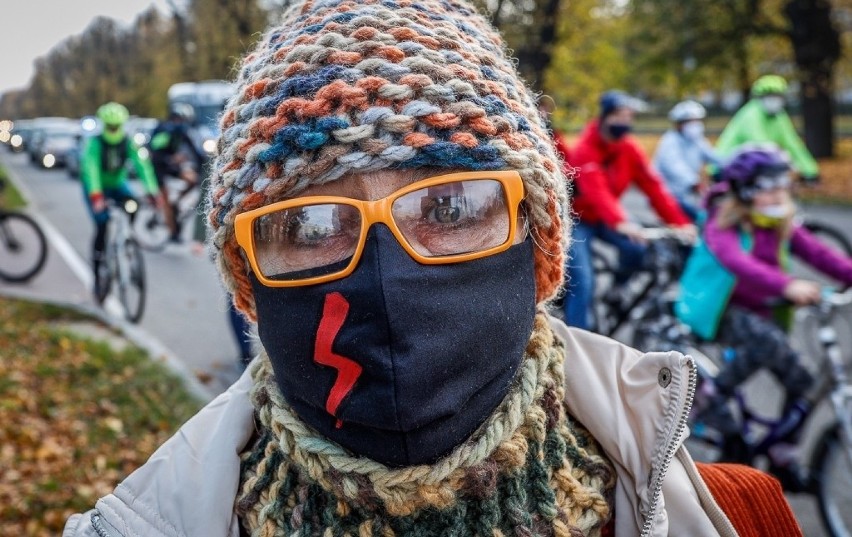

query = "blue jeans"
(564, 221), (647, 330)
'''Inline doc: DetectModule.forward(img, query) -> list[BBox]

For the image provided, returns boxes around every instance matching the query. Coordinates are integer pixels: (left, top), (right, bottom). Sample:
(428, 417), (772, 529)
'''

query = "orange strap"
(696, 462), (803, 537)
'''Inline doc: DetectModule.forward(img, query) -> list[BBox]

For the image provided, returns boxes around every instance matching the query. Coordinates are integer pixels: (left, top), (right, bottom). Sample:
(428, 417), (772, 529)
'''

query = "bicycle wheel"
(0, 211), (48, 282)
(803, 220), (852, 257)
(132, 204), (170, 252)
(116, 238), (146, 323)
(591, 248), (616, 334)
(812, 423), (852, 537)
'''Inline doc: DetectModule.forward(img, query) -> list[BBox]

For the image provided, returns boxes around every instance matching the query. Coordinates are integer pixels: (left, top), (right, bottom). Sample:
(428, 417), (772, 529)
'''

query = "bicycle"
(97, 198), (146, 323)
(133, 178), (200, 252)
(0, 179), (48, 282)
(634, 288), (852, 537)
(589, 227), (692, 339)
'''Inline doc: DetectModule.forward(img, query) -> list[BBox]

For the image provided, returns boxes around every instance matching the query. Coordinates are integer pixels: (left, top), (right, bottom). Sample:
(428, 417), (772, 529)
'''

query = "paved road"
(0, 150), (246, 392)
(3, 148), (849, 534)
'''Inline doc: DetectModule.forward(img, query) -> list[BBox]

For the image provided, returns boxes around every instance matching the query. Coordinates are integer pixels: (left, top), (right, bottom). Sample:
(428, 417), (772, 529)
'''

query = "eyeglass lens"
(251, 179), (510, 281)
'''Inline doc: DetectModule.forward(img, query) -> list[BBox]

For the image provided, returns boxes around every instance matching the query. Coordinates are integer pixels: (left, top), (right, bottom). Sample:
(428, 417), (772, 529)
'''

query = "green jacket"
(81, 135), (159, 196)
(715, 99), (819, 177)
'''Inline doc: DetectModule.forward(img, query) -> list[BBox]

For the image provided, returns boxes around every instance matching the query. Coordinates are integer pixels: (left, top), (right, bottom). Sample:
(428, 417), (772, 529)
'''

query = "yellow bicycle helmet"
(96, 102), (130, 144)
(751, 75), (788, 97)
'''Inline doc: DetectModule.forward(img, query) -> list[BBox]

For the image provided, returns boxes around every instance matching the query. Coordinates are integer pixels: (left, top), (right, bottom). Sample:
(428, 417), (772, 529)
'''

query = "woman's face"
(603, 107), (635, 128)
(752, 186), (791, 208)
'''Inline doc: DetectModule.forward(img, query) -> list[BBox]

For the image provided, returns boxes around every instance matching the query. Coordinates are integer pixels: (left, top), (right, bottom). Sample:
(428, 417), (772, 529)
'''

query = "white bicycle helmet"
(668, 100), (706, 123)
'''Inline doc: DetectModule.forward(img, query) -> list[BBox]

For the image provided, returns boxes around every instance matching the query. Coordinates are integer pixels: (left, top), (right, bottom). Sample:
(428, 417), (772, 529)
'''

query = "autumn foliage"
(0, 299), (201, 535)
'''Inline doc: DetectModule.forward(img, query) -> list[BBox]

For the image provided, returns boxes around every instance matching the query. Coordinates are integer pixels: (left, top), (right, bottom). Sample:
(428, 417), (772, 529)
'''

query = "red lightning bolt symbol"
(314, 292), (362, 429)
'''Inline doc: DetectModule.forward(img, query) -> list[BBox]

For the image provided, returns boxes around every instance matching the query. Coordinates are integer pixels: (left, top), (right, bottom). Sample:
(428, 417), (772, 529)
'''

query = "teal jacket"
(715, 99), (819, 178)
(81, 135), (158, 196)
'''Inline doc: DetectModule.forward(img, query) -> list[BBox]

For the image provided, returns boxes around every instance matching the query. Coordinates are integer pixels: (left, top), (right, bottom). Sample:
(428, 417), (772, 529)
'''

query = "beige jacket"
(64, 318), (738, 537)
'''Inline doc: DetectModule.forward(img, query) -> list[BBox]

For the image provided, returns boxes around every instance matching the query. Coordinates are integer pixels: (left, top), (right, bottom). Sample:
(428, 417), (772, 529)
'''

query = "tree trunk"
(800, 69), (834, 158)
(785, 0), (840, 158)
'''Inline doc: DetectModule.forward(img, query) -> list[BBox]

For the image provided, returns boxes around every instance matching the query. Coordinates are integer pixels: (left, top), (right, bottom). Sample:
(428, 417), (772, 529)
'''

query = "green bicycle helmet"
(751, 75), (788, 97)
(97, 102), (130, 144)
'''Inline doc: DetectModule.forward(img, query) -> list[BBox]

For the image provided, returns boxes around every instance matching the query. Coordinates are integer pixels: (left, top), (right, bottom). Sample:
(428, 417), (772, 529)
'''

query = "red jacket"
(565, 120), (689, 228)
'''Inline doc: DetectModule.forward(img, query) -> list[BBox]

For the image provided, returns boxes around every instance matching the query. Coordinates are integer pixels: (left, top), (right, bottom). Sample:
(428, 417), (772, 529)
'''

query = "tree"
(786, 0), (842, 157)
(544, 0), (629, 124)
(188, 0), (269, 80)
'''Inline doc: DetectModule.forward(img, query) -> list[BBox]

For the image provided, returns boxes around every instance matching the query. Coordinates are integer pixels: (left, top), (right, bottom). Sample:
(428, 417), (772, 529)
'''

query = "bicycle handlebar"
(765, 286), (852, 310)
(639, 226), (696, 245)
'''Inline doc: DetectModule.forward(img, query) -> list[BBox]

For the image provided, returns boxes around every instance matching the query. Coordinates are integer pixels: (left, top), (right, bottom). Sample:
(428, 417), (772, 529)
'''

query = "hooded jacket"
(568, 121), (690, 229)
(64, 319), (797, 537)
(704, 216), (852, 316)
(715, 99), (819, 178)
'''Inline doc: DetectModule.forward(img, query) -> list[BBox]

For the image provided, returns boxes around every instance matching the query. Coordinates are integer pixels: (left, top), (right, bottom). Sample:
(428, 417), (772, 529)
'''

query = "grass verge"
(0, 297), (202, 533)
(0, 164), (26, 210)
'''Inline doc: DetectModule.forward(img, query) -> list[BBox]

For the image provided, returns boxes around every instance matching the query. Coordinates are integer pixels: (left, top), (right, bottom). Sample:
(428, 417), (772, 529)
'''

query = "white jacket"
(64, 319), (738, 537)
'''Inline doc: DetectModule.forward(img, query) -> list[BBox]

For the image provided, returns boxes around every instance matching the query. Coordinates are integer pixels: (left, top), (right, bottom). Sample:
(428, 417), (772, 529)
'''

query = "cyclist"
(652, 100), (722, 221)
(676, 144), (852, 485)
(149, 102), (205, 242)
(82, 102), (160, 302)
(565, 90), (696, 329)
(715, 75), (820, 182)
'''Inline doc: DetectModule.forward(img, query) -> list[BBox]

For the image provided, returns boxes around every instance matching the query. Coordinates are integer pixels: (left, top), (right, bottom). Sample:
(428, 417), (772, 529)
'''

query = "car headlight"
(10, 134), (22, 147)
(202, 138), (217, 155)
(43, 154), (56, 168)
(0, 131), (10, 144)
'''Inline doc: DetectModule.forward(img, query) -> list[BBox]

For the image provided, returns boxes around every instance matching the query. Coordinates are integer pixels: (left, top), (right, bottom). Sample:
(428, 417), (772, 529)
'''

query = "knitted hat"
(209, 0), (568, 319)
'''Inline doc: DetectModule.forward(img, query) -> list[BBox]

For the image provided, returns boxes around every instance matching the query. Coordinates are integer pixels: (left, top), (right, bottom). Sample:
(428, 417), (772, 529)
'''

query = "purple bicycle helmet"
(722, 143), (792, 203)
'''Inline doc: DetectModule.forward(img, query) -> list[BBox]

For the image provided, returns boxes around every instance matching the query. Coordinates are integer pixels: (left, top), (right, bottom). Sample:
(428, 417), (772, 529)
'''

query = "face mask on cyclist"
(761, 96), (785, 115)
(751, 203), (791, 228)
(606, 123), (632, 140)
(681, 121), (705, 141)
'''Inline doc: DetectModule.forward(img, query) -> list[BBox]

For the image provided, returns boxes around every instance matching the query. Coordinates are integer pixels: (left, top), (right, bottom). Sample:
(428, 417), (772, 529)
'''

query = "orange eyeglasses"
(235, 170), (525, 287)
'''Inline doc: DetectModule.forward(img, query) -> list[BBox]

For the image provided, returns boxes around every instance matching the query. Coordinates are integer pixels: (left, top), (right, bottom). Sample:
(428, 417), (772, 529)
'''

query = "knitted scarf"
(236, 313), (616, 536)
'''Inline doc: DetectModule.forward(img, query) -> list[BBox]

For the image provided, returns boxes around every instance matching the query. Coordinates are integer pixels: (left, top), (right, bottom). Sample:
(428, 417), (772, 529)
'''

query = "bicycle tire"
(591, 248), (616, 334)
(811, 423), (852, 537)
(803, 220), (852, 257)
(0, 211), (48, 282)
(132, 204), (170, 252)
(117, 238), (146, 323)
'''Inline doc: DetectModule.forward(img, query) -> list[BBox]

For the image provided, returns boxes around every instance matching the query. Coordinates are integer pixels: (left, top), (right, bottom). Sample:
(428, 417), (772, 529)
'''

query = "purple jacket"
(704, 216), (852, 315)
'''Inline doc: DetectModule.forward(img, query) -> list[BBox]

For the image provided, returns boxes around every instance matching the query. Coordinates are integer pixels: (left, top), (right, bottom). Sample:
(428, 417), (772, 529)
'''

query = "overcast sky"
(0, 0), (171, 95)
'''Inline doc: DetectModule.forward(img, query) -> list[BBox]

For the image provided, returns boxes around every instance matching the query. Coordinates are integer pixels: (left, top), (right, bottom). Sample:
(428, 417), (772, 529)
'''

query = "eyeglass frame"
(234, 170), (525, 288)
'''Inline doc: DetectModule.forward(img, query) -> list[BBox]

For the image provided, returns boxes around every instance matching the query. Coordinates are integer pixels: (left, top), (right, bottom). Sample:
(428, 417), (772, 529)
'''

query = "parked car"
(8, 119), (34, 152)
(66, 116), (101, 180)
(25, 118), (77, 163)
(36, 130), (80, 169)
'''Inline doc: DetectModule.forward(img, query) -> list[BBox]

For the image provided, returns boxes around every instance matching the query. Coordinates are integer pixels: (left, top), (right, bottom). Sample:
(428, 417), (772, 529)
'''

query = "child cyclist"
(676, 144), (852, 487)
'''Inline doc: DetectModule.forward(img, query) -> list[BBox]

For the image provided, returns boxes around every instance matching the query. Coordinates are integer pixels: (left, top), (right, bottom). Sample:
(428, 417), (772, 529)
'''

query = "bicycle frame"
(693, 289), (852, 475)
(595, 234), (688, 337)
(107, 200), (135, 290)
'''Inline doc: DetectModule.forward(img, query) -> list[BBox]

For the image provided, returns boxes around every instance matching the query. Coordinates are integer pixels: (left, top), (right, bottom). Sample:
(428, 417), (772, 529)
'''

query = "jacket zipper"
(91, 512), (121, 537)
(639, 356), (697, 537)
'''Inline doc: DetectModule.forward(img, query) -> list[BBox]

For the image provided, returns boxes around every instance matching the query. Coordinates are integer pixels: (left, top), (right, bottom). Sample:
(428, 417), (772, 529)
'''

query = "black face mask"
(251, 226), (537, 467)
(606, 123), (632, 140)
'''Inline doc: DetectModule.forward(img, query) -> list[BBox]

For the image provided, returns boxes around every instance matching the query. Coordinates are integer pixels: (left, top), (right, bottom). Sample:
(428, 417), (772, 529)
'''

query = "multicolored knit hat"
(208, 0), (569, 319)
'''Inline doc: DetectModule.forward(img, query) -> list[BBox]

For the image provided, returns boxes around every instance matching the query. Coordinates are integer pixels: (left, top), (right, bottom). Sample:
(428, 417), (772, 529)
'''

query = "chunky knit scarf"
(236, 314), (615, 536)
